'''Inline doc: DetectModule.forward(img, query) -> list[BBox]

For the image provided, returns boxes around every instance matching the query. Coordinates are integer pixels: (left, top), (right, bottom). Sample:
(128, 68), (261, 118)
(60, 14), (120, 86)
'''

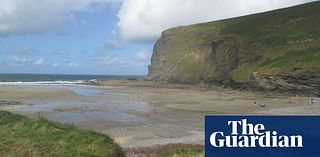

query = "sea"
(0, 73), (144, 85)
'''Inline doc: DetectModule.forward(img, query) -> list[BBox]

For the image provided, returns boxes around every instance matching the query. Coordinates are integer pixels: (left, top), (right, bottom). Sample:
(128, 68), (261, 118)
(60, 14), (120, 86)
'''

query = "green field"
(0, 111), (124, 157)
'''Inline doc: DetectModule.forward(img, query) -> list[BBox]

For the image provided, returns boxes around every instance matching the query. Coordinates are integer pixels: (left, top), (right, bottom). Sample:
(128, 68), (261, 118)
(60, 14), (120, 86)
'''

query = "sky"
(0, 0), (315, 75)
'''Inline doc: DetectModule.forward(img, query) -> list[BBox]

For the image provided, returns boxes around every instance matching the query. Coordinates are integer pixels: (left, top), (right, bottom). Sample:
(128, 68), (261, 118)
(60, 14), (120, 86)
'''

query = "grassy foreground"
(0, 111), (124, 157)
(159, 147), (203, 157)
(125, 144), (204, 157)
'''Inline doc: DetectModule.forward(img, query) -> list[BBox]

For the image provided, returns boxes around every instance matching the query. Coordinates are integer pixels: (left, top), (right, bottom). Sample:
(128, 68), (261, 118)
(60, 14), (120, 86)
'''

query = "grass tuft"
(0, 111), (124, 157)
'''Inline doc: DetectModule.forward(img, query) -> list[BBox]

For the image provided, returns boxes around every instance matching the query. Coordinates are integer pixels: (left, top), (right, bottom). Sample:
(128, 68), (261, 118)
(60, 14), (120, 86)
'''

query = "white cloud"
(118, 0), (315, 42)
(0, 0), (118, 37)
(8, 55), (27, 66)
(99, 56), (124, 65)
(134, 49), (150, 61)
(97, 54), (149, 67)
(53, 61), (78, 67)
(8, 55), (45, 66)
(34, 57), (44, 65)
(68, 62), (78, 67)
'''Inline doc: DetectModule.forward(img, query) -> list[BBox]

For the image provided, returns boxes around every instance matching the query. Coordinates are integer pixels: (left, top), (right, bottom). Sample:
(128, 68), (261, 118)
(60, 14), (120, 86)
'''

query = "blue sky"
(0, 0), (314, 75)
(0, 1), (152, 75)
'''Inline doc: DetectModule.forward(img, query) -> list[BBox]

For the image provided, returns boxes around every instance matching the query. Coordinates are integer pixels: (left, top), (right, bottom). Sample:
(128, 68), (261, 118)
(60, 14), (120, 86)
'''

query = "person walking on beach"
(309, 97), (316, 105)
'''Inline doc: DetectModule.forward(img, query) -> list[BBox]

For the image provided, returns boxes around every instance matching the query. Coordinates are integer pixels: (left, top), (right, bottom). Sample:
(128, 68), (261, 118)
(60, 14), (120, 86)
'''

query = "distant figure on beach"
(309, 97), (316, 105)
(254, 101), (266, 108)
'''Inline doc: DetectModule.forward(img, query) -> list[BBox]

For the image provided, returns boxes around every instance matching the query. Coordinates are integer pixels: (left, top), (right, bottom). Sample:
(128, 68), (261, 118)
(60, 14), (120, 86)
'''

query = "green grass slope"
(147, 1), (320, 90)
(214, 1), (320, 80)
(0, 111), (124, 157)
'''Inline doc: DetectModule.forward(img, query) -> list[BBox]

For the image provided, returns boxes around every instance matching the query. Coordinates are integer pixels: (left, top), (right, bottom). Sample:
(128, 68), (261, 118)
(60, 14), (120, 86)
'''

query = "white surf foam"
(0, 80), (84, 86)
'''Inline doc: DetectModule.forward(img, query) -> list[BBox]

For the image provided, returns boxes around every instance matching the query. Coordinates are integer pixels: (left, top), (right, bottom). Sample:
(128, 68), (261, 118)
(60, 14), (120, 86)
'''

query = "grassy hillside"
(0, 111), (124, 157)
(147, 1), (320, 93)
(212, 1), (320, 80)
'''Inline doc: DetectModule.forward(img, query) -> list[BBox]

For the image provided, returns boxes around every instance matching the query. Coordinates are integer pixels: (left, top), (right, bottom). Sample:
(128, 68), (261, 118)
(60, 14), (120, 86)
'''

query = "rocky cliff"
(147, 1), (320, 96)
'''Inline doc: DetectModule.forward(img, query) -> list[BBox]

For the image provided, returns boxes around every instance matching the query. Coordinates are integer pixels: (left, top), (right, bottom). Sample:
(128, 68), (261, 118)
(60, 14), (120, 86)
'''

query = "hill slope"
(147, 1), (320, 95)
(0, 111), (124, 157)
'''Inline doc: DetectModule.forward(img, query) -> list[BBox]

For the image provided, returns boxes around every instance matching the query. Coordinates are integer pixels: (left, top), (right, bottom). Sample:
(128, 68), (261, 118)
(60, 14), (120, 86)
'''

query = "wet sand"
(0, 84), (319, 148)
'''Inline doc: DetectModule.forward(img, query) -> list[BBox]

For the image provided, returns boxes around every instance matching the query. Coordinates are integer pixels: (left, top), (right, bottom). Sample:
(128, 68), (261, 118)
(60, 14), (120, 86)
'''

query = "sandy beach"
(0, 83), (319, 148)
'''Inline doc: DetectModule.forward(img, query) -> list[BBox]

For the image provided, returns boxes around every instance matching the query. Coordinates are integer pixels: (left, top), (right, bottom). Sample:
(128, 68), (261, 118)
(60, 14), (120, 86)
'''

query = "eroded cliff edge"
(146, 1), (320, 96)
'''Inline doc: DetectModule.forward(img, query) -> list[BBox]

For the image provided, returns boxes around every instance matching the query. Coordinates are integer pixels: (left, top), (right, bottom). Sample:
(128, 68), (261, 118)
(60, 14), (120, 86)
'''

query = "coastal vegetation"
(0, 111), (124, 157)
(159, 146), (203, 157)
(0, 110), (204, 157)
(125, 144), (204, 157)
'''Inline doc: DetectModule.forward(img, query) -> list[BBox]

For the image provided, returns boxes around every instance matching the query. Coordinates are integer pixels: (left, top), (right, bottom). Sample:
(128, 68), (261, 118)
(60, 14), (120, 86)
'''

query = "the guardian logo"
(205, 116), (320, 157)
(210, 119), (303, 148)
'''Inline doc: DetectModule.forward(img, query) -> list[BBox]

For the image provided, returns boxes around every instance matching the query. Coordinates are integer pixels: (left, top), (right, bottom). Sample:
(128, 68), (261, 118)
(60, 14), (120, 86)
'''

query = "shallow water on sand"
(67, 86), (128, 96)
(9, 86), (152, 124)
(0, 85), (205, 147)
(0, 85), (318, 148)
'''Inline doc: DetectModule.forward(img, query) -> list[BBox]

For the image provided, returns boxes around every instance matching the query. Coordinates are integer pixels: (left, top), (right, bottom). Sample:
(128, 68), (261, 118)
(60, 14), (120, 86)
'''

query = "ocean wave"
(0, 80), (85, 86)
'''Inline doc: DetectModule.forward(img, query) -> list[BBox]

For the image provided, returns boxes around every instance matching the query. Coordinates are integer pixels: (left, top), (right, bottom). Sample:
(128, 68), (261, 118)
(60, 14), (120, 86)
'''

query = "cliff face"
(147, 26), (243, 84)
(147, 1), (320, 95)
